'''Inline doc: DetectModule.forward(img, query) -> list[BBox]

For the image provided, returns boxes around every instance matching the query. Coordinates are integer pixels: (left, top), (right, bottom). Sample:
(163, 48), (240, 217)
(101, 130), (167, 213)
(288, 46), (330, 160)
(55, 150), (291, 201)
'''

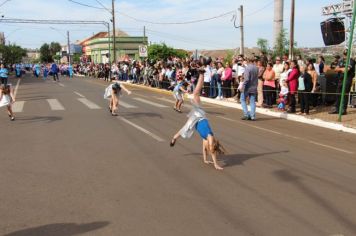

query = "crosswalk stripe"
(133, 97), (168, 108)
(47, 99), (65, 111)
(155, 97), (192, 108)
(120, 101), (138, 109)
(12, 101), (25, 113)
(74, 91), (85, 98)
(77, 98), (101, 109)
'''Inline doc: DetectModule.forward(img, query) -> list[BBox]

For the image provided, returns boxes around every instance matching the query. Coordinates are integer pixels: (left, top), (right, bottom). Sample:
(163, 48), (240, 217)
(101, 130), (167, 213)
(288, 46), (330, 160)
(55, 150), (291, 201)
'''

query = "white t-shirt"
(280, 86), (289, 96)
(279, 69), (292, 87)
(204, 66), (212, 83)
(237, 65), (245, 77)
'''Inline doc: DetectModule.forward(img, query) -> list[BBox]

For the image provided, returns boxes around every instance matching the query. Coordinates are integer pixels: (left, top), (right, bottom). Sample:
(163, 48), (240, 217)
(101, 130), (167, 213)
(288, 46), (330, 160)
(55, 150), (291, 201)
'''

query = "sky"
(0, 0), (343, 50)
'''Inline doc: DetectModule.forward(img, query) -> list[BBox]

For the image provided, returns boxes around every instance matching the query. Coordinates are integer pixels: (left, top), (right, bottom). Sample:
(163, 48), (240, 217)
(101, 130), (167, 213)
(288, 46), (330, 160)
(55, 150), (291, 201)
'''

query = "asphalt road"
(1, 74), (356, 236)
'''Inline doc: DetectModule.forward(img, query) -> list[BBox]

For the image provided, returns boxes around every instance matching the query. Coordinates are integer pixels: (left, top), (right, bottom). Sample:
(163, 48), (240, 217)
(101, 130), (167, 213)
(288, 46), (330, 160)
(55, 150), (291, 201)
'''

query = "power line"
(245, 1), (274, 17)
(67, 0), (105, 10)
(94, 0), (111, 13)
(117, 10), (235, 25)
(0, 0), (11, 8)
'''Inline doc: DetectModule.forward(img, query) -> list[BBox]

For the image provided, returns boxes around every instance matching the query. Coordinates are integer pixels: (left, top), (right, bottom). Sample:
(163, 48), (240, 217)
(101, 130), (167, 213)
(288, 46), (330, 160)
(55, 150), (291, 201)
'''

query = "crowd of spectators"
(72, 51), (356, 116)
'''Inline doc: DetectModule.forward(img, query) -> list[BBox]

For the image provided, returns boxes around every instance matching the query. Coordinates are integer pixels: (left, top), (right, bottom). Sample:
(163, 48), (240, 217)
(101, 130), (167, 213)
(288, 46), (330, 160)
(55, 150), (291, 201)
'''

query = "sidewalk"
(121, 82), (356, 134)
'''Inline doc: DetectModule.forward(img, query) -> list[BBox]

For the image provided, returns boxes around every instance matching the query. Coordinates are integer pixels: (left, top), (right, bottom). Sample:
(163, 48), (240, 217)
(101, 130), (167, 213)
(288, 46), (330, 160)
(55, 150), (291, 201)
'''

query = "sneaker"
(10, 117), (15, 121)
(250, 118), (256, 121)
(241, 116), (251, 121)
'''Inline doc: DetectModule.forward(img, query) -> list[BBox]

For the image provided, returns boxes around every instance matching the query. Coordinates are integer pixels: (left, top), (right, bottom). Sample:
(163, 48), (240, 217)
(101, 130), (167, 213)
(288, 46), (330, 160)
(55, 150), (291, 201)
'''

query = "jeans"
(217, 81), (222, 97)
(210, 76), (217, 97)
(240, 92), (256, 119)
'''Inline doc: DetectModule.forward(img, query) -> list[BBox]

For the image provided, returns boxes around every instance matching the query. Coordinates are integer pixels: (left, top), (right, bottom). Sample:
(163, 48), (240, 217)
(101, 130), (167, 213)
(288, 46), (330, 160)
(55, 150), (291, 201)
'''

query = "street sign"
(139, 45), (148, 57)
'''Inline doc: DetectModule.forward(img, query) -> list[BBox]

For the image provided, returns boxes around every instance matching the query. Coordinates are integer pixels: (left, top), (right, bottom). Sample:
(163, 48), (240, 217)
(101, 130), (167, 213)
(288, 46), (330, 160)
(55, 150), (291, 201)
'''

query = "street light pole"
(112, 0), (116, 63)
(67, 30), (71, 65)
(289, 0), (295, 60)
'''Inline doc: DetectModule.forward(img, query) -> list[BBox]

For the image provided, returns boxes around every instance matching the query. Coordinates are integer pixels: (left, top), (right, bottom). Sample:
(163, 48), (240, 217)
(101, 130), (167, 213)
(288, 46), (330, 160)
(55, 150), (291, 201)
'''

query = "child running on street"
(104, 81), (131, 116)
(170, 62), (226, 170)
(173, 71), (189, 113)
(0, 84), (15, 121)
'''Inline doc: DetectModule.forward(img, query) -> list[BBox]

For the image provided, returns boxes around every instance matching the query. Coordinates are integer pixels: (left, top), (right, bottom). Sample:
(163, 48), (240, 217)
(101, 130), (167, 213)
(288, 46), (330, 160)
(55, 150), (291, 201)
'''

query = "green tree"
(50, 42), (61, 56)
(72, 53), (81, 64)
(257, 38), (269, 54)
(148, 43), (188, 61)
(40, 42), (62, 62)
(0, 44), (27, 65)
(274, 28), (289, 57)
(273, 28), (300, 58)
(223, 50), (234, 65)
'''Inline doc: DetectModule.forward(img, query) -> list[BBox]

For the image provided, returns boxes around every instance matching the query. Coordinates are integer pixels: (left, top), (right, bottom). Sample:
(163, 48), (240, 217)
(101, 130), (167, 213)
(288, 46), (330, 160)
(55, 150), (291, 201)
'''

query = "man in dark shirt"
(329, 50), (355, 115)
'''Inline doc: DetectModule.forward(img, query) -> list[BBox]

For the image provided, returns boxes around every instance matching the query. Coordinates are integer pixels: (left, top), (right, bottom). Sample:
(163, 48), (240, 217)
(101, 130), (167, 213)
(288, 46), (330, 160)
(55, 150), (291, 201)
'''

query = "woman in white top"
(0, 84), (15, 121)
(279, 62), (292, 88)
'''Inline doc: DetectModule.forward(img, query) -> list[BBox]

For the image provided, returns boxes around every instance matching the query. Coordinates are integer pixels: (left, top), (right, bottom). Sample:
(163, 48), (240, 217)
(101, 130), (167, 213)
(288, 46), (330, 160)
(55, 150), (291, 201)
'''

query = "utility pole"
(273, 0), (284, 48)
(67, 30), (71, 64)
(143, 26), (146, 45)
(289, 0), (295, 60)
(239, 5), (244, 56)
(111, 0), (116, 63)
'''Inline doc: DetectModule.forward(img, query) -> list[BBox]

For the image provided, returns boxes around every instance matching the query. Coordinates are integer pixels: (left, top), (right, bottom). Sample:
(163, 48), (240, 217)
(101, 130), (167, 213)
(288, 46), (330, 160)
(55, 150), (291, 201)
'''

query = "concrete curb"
(122, 82), (356, 134)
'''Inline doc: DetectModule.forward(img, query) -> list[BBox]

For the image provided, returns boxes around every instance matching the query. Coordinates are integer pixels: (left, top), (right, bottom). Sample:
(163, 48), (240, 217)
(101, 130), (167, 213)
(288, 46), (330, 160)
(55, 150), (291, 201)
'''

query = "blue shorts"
(195, 119), (213, 140)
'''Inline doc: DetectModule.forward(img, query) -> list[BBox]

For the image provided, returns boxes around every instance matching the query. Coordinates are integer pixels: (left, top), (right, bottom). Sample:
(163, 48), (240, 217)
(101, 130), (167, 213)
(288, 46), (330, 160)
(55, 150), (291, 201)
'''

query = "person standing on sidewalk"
(286, 60), (300, 113)
(256, 60), (266, 107)
(263, 62), (276, 108)
(0, 64), (9, 85)
(297, 65), (313, 115)
(329, 49), (355, 115)
(240, 58), (259, 121)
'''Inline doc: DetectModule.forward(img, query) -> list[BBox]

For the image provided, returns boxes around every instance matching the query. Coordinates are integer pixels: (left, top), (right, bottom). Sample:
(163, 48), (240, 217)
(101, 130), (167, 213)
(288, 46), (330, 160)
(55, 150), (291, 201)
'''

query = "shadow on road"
(220, 151), (289, 167)
(4, 221), (110, 236)
(15, 116), (63, 124)
(185, 151), (289, 168)
(274, 169), (356, 233)
(121, 112), (163, 119)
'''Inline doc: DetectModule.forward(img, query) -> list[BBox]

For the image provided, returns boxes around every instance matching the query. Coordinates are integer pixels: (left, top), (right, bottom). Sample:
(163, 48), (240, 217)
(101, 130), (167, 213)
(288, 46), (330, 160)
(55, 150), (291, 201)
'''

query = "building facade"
(79, 30), (148, 64)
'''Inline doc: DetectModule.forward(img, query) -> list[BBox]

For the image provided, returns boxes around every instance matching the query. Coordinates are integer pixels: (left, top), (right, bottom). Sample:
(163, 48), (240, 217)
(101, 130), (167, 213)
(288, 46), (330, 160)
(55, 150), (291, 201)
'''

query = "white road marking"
(12, 101), (25, 113)
(58, 83), (65, 87)
(133, 97), (168, 108)
(14, 79), (21, 99)
(309, 141), (354, 154)
(74, 91), (85, 98)
(47, 99), (65, 111)
(119, 101), (138, 109)
(218, 116), (282, 135)
(217, 116), (354, 155)
(119, 117), (165, 142)
(155, 97), (193, 108)
(77, 98), (101, 109)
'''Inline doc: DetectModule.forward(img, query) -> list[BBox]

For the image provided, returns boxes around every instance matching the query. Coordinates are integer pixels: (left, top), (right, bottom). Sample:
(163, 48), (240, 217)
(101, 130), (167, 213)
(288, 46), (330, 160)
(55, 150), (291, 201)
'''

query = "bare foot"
(204, 160), (214, 165)
(214, 165), (224, 170)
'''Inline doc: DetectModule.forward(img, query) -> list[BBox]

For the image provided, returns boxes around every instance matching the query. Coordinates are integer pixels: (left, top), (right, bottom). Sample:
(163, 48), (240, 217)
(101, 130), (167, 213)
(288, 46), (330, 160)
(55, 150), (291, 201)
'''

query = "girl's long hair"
(213, 139), (227, 155)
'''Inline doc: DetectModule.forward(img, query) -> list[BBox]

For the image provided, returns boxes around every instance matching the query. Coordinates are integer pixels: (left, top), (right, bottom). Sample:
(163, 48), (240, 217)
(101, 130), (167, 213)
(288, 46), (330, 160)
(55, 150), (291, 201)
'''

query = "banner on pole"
(139, 45), (148, 57)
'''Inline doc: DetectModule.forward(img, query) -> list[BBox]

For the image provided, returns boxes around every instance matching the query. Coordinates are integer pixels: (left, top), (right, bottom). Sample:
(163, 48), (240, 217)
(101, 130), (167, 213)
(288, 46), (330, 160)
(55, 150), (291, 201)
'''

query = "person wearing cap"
(329, 50), (356, 115)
